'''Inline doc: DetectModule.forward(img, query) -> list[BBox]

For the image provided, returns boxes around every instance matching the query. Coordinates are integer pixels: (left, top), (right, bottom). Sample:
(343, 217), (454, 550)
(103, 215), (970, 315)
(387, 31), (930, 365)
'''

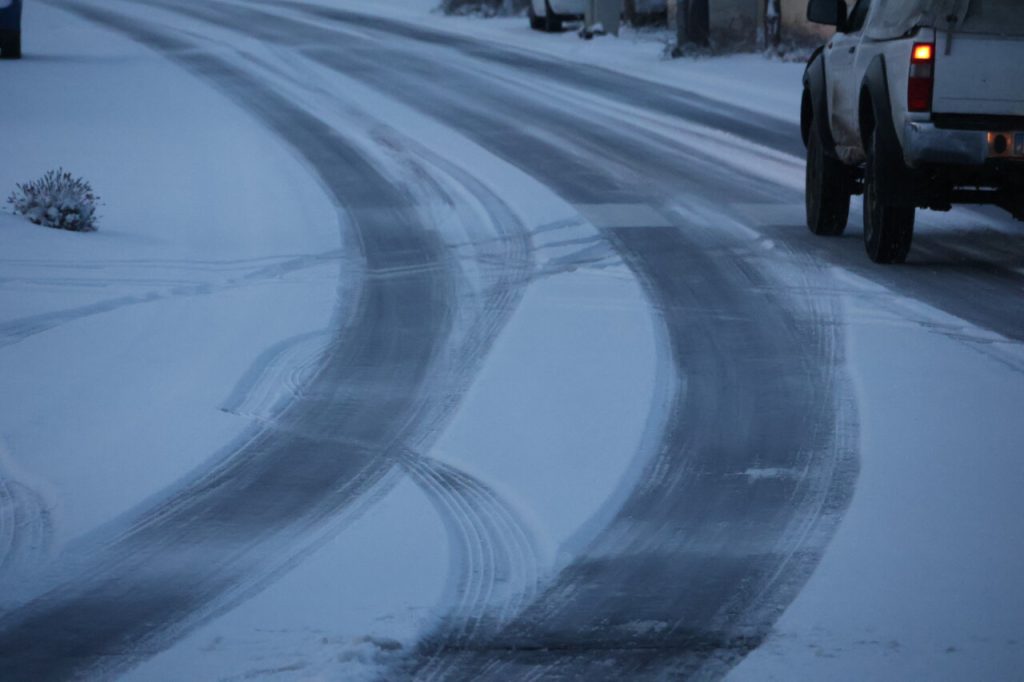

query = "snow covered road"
(1, 1), (1022, 680)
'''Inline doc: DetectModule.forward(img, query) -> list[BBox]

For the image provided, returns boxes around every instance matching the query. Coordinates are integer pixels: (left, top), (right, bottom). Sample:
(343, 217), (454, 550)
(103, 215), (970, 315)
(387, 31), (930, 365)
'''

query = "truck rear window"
(961, 0), (1024, 35)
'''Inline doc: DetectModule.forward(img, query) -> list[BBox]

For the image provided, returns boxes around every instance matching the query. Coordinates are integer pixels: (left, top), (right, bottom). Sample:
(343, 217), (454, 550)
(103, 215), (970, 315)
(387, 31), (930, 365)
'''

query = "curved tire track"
(239, 12), (859, 679)
(2, 3), (858, 681)
(400, 452), (542, 682)
(0, 3), (540, 679)
(413, 214), (857, 681)
(0, 5), (455, 680)
(139, 4), (859, 678)
(0, 475), (53, 583)
(277, 0), (1024, 346)
(0, 249), (342, 350)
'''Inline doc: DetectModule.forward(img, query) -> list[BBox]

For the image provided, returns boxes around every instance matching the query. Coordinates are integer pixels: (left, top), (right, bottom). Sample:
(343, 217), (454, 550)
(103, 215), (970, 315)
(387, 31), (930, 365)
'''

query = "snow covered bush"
(6, 169), (100, 232)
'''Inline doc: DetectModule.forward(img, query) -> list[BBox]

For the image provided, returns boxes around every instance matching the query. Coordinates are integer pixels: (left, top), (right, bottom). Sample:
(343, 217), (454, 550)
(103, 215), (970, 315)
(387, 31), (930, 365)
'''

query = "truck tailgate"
(933, 34), (1024, 116)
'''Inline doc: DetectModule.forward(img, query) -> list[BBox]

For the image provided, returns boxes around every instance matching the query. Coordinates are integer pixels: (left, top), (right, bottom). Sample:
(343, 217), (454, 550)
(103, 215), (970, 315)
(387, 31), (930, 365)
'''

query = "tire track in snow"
(0, 7), (452, 680)
(236, 13), (859, 679)
(0, 249), (342, 349)
(0, 473), (53, 584)
(173, 18), (544, 654)
(272, 0), (1024, 348)
(0, 4), (538, 679)
(152, 0), (536, 441)
(399, 451), (542, 682)
(219, 330), (333, 423)
(267, 0), (804, 158)
(120, 4), (858, 677)
(394, 147), (535, 446)
(362, 128), (542, 682)
(411, 210), (857, 682)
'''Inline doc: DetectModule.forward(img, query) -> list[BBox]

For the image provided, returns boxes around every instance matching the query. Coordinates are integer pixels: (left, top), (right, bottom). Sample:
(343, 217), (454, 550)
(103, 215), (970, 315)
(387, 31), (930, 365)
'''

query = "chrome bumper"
(903, 121), (988, 167)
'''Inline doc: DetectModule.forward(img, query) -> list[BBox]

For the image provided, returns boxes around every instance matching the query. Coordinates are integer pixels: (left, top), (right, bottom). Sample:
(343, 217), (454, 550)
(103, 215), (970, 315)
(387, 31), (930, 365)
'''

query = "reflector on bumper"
(988, 131), (1024, 159)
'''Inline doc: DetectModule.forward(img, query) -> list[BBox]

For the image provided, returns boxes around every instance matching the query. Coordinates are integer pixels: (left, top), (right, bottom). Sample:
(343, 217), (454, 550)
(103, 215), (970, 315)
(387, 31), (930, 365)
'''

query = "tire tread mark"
(399, 452), (542, 682)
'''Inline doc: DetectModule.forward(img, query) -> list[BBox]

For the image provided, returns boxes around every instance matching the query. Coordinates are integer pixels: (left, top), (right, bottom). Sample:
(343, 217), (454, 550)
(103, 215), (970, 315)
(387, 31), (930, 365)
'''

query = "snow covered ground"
(0, 4), (341, 547)
(3, 3), (659, 678)
(1, 1), (1022, 680)
(731, 277), (1024, 681)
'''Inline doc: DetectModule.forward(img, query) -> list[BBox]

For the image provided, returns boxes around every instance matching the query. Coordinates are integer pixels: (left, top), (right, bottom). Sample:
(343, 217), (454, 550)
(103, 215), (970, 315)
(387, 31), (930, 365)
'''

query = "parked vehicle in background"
(529, 0), (585, 32)
(802, 0), (1024, 263)
(0, 0), (21, 59)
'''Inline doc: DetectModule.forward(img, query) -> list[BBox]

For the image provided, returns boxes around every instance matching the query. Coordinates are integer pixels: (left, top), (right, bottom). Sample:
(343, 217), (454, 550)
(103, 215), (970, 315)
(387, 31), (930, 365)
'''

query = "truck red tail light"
(908, 42), (935, 112)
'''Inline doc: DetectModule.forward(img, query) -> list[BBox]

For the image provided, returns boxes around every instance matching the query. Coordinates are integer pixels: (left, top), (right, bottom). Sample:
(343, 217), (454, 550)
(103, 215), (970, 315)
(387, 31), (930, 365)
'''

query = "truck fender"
(859, 56), (914, 206)
(802, 47), (839, 157)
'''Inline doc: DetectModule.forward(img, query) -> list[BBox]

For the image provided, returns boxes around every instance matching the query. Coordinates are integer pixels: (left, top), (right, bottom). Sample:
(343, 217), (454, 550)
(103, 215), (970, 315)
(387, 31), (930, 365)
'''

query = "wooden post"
(679, 0), (709, 47)
(765, 0), (782, 50)
(585, 0), (621, 35)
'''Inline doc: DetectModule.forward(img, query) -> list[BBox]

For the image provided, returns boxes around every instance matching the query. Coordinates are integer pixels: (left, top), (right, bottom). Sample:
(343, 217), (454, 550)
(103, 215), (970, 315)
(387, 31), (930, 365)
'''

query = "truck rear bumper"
(903, 122), (988, 167)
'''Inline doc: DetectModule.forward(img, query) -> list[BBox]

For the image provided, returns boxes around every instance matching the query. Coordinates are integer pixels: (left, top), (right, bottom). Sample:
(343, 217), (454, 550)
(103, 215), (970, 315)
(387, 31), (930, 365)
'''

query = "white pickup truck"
(802, 0), (1024, 263)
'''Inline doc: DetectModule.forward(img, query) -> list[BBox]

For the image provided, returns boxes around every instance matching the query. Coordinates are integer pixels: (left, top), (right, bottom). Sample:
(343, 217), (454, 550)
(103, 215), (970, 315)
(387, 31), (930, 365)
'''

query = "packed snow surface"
(1, 1), (1022, 680)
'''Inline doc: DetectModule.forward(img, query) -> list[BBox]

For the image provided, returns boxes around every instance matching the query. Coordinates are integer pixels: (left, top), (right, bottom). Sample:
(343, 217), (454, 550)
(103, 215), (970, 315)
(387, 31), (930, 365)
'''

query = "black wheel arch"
(802, 47), (839, 159)
(859, 55), (914, 206)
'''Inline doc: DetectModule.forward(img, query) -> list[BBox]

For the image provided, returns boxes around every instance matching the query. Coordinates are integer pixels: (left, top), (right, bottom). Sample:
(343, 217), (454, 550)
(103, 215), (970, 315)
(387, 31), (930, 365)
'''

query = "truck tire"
(0, 32), (21, 60)
(544, 1), (563, 32)
(529, 5), (544, 30)
(805, 112), (851, 236)
(864, 128), (914, 264)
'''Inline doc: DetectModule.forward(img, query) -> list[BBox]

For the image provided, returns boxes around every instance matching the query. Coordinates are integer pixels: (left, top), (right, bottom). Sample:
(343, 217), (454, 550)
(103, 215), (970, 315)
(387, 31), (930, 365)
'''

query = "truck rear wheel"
(805, 113), (850, 236)
(529, 5), (544, 30)
(0, 32), (21, 60)
(863, 129), (914, 264)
